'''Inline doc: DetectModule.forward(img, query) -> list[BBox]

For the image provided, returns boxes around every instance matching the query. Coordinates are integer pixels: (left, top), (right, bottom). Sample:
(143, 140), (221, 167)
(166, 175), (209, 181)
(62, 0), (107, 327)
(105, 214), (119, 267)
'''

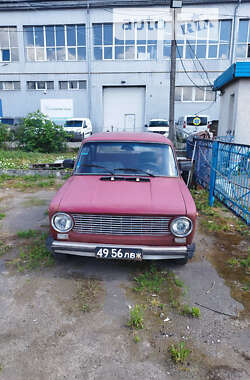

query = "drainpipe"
(230, 0), (241, 65)
(86, 3), (92, 121)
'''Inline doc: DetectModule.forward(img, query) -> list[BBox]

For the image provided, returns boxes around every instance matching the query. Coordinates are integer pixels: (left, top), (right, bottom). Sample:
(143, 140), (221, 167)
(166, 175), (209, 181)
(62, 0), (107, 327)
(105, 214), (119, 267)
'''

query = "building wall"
(0, 3), (249, 131)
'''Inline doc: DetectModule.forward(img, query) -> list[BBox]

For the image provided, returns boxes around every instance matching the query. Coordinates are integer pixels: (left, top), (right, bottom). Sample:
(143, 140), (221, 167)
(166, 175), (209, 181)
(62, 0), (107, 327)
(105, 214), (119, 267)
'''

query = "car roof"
(85, 132), (173, 146)
(66, 118), (90, 121)
(149, 119), (168, 121)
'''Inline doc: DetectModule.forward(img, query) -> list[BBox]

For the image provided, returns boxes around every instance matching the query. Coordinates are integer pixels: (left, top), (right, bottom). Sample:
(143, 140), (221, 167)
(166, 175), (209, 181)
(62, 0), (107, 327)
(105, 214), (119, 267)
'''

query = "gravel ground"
(0, 188), (249, 380)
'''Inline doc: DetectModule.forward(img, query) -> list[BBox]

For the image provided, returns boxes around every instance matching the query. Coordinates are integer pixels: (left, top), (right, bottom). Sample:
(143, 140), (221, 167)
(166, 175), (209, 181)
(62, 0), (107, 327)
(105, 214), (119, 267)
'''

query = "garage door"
(103, 87), (145, 132)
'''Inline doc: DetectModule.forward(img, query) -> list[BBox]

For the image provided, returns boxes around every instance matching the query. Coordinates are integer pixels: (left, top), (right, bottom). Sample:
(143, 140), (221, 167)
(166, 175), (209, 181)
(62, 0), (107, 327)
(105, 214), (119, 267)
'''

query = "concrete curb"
(0, 169), (69, 177)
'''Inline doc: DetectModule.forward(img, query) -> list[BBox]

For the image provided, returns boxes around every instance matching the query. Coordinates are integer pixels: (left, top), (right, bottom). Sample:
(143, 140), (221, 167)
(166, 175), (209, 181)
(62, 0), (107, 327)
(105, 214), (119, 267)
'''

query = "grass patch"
(227, 250), (250, 272)
(17, 229), (40, 239)
(133, 335), (141, 343)
(21, 199), (48, 207)
(0, 240), (11, 256)
(127, 304), (145, 329)
(0, 213), (5, 219)
(0, 173), (62, 191)
(169, 341), (190, 364)
(9, 231), (54, 271)
(191, 189), (249, 238)
(181, 304), (201, 318)
(74, 279), (102, 313)
(0, 149), (75, 170)
(133, 265), (165, 294)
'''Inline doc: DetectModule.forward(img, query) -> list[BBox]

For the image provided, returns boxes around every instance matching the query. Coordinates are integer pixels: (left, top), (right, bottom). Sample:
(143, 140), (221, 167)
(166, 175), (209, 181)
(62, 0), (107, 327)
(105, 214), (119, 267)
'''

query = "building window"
(236, 19), (250, 58)
(175, 86), (216, 102)
(27, 81), (54, 90)
(24, 25), (86, 61)
(0, 27), (19, 62)
(93, 22), (157, 60)
(163, 20), (232, 59)
(59, 80), (87, 90)
(0, 81), (20, 90)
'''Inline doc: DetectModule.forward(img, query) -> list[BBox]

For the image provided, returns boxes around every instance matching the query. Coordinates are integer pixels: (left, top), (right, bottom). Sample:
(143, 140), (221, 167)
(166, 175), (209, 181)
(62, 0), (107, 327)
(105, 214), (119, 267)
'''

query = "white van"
(147, 119), (169, 137)
(64, 118), (92, 141)
(176, 115), (210, 141)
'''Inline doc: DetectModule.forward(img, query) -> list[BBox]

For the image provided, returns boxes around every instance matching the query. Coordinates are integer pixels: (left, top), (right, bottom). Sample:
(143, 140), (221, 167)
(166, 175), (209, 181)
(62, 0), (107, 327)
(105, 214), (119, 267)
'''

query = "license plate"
(95, 247), (143, 260)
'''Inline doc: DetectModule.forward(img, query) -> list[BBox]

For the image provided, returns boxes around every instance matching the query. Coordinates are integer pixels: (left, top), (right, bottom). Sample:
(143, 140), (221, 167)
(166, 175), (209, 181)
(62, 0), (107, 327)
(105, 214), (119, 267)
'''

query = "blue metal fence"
(194, 138), (250, 225)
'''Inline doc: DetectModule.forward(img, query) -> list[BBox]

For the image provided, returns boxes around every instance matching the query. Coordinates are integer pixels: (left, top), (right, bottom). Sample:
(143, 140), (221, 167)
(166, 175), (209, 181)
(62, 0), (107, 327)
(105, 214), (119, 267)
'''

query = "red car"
(48, 132), (196, 264)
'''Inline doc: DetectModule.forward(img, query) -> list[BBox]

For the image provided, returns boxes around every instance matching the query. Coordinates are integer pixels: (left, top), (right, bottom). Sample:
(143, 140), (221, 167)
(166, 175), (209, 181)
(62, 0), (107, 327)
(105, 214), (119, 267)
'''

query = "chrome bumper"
(51, 241), (192, 260)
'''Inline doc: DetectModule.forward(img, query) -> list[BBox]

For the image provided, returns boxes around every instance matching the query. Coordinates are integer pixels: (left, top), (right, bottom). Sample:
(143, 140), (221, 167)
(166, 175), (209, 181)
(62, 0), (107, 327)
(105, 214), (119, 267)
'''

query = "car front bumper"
(50, 240), (195, 260)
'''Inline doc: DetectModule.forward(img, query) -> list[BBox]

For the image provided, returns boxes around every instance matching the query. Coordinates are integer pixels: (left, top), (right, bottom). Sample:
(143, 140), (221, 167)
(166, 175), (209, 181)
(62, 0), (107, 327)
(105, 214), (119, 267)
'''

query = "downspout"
(230, 0), (241, 64)
(87, 2), (92, 121)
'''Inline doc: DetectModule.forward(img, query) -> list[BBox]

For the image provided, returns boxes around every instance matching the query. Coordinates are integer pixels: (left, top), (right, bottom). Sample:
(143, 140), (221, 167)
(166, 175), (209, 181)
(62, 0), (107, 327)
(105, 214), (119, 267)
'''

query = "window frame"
(163, 19), (232, 60)
(0, 26), (19, 62)
(24, 24), (86, 62)
(26, 81), (54, 90)
(58, 80), (87, 90)
(93, 22), (158, 61)
(0, 81), (21, 90)
(236, 19), (250, 59)
(175, 86), (216, 102)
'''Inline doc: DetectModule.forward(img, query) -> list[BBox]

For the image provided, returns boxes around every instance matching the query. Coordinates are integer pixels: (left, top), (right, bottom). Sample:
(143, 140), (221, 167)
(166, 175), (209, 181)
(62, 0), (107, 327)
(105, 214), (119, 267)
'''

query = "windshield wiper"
(114, 168), (155, 177)
(81, 164), (114, 175)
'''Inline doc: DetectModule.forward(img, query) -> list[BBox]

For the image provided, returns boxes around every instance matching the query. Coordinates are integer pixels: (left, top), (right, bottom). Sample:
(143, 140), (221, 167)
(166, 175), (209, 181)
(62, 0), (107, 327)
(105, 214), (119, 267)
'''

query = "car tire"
(177, 257), (188, 265)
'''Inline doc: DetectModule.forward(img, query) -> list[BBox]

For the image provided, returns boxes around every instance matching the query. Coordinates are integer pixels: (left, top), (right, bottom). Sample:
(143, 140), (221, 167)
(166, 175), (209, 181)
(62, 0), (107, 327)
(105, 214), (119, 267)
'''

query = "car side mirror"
(179, 160), (192, 172)
(63, 159), (75, 169)
(144, 124), (148, 128)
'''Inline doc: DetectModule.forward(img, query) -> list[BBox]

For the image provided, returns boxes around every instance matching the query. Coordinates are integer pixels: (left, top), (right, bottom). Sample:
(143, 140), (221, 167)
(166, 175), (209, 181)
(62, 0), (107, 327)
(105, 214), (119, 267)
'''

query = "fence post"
(209, 141), (219, 206)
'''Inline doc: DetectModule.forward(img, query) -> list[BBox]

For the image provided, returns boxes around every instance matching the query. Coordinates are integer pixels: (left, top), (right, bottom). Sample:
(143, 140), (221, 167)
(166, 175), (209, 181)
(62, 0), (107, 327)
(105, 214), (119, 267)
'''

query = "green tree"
(17, 111), (68, 153)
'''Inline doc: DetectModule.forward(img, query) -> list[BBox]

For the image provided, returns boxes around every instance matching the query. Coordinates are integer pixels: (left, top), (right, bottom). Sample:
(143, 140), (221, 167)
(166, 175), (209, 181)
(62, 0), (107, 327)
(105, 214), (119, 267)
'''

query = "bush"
(0, 123), (10, 148)
(17, 111), (68, 153)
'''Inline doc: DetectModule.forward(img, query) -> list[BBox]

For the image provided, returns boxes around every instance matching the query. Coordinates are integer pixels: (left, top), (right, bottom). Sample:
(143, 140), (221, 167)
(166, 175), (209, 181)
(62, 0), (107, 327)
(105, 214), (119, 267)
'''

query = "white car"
(176, 115), (210, 141)
(64, 118), (92, 141)
(146, 119), (169, 137)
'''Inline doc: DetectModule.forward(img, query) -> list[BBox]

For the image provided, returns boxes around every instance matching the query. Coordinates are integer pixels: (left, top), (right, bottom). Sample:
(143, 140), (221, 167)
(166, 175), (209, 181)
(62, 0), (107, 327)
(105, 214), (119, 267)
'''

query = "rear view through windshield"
(75, 141), (178, 177)
(65, 121), (82, 128)
(186, 117), (208, 126)
(149, 120), (169, 127)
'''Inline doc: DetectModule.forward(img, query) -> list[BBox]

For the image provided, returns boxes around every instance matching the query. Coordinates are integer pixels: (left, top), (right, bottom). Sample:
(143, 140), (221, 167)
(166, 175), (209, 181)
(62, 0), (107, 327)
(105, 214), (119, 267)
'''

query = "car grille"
(71, 214), (171, 236)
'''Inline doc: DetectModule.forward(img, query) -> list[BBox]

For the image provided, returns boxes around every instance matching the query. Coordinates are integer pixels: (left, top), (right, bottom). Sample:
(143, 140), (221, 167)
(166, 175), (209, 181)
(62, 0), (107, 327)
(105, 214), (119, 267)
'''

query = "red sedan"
(48, 132), (196, 264)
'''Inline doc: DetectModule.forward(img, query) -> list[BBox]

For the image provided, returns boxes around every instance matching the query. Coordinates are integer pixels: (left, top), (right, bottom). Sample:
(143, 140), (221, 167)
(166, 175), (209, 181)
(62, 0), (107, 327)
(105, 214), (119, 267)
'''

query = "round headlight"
(170, 217), (193, 237)
(52, 212), (73, 233)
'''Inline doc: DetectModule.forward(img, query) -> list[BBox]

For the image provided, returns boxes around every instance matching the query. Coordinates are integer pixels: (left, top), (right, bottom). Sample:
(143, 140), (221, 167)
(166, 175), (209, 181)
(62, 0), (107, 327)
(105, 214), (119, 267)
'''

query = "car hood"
(51, 175), (187, 216)
(148, 126), (169, 132)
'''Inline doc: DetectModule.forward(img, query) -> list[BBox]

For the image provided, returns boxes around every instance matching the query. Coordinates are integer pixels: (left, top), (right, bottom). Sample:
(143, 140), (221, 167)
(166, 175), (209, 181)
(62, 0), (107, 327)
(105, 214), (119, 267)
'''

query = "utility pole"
(168, 0), (182, 144)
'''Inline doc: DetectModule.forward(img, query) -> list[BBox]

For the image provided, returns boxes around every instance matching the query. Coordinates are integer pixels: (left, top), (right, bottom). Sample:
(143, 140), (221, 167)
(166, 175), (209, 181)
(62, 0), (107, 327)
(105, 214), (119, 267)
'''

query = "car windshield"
(75, 141), (178, 177)
(65, 120), (82, 128)
(186, 117), (208, 126)
(149, 121), (169, 127)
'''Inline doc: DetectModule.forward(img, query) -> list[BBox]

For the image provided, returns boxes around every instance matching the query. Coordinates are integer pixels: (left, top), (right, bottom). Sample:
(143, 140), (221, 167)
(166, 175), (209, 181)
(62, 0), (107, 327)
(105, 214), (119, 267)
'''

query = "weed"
(17, 229), (39, 239)
(240, 253), (250, 270)
(227, 258), (240, 268)
(0, 213), (5, 219)
(182, 304), (200, 318)
(191, 306), (201, 318)
(169, 341), (190, 364)
(133, 335), (140, 343)
(127, 304), (145, 329)
(0, 241), (10, 256)
(174, 276), (184, 288)
(134, 265), (165, 294)
(10, 232), (54, 271)
(75, 279), (101, 313)
(0, 363), (3, 372)
(242, 282), (250, 292)
(81, 304), (90, 313)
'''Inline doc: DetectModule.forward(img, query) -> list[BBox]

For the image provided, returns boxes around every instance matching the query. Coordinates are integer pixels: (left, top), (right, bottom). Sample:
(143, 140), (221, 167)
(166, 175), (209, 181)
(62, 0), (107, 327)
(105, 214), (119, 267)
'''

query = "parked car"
(176, 115), (210, 142)
(0, 117), (24, 130)
(146, 119), (169, 137)
(63, 118), (92, 141)
(47, 132), (196, 264)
